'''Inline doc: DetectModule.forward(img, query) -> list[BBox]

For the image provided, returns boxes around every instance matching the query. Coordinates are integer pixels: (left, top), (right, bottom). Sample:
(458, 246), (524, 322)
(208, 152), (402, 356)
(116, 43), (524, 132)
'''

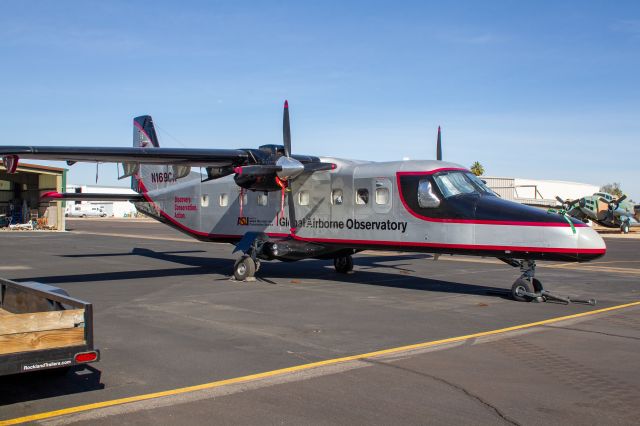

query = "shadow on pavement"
(15, 248), (513, 299)
(0, 365), (104, 406)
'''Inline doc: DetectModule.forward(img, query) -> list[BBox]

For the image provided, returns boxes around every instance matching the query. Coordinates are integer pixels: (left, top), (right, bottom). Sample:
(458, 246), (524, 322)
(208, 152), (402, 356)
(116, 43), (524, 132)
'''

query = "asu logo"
(237, 217), (249, 226)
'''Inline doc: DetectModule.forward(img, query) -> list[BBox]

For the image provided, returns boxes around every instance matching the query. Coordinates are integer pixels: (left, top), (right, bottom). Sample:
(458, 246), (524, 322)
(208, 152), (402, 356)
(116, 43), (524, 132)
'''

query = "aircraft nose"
(576, 226), (606, 261)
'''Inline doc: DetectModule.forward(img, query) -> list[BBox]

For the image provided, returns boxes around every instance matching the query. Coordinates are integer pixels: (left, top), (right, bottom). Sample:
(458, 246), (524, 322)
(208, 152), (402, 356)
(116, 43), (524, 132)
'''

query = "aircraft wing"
(41, 191), (145, 202)
(0, 146), (250, 168)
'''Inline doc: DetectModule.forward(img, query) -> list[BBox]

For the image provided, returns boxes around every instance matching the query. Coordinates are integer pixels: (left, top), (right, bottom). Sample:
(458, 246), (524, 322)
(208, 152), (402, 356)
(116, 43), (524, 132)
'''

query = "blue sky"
(1, 1), (639, 199)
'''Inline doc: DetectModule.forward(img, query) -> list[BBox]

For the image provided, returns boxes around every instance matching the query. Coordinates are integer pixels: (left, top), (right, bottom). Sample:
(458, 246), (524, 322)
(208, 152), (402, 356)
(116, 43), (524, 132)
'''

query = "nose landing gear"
(501, 259), (596, 305)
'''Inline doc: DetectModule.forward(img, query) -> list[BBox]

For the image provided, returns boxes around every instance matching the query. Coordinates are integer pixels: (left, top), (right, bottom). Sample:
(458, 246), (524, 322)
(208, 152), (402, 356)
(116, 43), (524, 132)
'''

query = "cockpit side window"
(417, 179), (440, 208)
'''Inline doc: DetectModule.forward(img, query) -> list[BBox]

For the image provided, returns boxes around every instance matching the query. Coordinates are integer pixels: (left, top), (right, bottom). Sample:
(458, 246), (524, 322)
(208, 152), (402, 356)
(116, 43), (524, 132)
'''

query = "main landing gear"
(502, 259), (596, 305)
(334, 255), (354, 274)
(233, 256), (260, 281)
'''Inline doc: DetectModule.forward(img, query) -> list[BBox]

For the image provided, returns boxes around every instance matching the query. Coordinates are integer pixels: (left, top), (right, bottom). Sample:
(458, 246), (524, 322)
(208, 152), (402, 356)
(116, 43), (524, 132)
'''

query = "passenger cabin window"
(375, 187), (389, 205)
(298, 191), (310, 206)
(418, 179), (440, 208)
(219, 193), (228, 207)
(331, 189), (343, 205)
(201, 195), (209, 207)
(356, 188), (369, 205)
(257, 193), (268, 206)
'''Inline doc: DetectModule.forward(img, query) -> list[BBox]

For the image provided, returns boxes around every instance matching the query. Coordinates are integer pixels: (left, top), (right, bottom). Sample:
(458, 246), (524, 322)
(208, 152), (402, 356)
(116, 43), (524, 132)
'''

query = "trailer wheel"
(234, 256), (256, 281)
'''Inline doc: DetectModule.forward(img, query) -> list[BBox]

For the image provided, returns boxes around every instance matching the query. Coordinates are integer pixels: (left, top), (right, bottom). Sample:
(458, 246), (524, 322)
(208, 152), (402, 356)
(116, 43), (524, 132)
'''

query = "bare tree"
(600, 182), (623, 197)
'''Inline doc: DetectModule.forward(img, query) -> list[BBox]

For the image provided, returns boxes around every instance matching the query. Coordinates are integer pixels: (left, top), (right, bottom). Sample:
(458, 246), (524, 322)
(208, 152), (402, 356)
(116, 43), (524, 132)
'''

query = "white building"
(483, 177), (599, 207)
(66, 185), (138, 217)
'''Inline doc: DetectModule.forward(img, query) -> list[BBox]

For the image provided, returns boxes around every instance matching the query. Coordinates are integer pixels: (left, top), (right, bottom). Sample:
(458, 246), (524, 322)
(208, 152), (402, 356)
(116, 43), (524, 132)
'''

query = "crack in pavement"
(362, 358), (520, 426)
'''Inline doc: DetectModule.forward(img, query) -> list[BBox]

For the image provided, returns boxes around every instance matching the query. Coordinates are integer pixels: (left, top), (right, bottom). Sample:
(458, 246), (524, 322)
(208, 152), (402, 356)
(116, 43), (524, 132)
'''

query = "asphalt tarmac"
(0, 218), (639, 425)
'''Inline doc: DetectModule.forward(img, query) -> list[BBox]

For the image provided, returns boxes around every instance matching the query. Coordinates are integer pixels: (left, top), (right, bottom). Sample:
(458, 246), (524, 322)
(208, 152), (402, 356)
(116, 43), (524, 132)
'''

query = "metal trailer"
(0, 278), (99, 377)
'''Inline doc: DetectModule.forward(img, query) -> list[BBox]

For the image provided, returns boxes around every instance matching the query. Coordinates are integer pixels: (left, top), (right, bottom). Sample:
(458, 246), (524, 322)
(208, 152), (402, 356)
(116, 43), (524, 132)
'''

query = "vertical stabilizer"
(131, 115), (161, 192)
(436, 126), (442, 161)
(133, 115), (160, 148)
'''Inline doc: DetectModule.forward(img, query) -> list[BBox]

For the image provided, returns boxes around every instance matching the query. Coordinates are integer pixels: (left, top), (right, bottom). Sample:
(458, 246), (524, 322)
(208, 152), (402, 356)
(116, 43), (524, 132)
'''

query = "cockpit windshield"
(433, 171), (496, 198)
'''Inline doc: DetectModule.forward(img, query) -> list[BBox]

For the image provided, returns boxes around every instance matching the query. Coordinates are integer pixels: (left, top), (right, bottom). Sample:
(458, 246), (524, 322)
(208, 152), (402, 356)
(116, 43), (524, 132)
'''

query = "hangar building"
(0, 162), (66, 230)
(483, 176), (599, 207)
(66, 184), (138, 217)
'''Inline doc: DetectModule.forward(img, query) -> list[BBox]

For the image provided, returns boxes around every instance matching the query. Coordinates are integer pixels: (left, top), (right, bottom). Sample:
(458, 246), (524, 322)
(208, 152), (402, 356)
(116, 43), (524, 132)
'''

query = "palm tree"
(470, 161), (484, 176)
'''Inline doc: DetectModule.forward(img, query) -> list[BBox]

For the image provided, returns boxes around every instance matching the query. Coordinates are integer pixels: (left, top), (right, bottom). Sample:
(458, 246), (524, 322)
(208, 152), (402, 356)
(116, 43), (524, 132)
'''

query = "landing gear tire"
(334, 255), (354, 274)
(234, 256), (256, 281)
(621, 223), (630, 234)
(511, 278), (534, 302)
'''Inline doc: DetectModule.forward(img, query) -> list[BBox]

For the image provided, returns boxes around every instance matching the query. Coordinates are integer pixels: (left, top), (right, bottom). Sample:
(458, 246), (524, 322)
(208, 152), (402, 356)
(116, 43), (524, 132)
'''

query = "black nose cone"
(475, 196), (580, 225)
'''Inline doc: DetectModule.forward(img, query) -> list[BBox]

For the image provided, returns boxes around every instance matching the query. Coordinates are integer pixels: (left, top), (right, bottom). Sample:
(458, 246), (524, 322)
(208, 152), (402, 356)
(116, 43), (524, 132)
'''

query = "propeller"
(615, 194), (627, 205)
(233, 101), (335, 234)
(436, 126), (442, 161)
(555, 196), (580, 210)
(283, 100), (291, 158)
(282, 101), (297, 233)
(232, 101), (335, 194)
(599, 194), (627, 211)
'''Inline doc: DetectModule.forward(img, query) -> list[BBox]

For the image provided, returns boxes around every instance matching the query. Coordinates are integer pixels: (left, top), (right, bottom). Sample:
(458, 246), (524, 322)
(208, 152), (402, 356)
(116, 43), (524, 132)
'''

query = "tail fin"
(131, 115), (189, 194)
(436, 126), (442, 161)
(131, 115), (160, 192)
(133, 115), (160, 148)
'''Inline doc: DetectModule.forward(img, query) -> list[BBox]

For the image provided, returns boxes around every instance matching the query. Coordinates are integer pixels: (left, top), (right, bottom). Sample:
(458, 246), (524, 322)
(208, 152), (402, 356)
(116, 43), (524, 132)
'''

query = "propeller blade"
(555, 196), (564, 204)
(283, 100), (291, 158)
(436, 126), (442, 161)
(599, 197), (610, 205)
(287, 186), (296, 235)
(568, 199), (580, 207)
(616, 194), (627, 204)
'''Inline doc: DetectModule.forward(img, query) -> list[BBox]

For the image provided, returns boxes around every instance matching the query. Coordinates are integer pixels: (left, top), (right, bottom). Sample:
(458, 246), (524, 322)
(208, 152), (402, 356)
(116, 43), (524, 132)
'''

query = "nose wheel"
(511, 277), (544, 303)
(501, 258), (596, 305)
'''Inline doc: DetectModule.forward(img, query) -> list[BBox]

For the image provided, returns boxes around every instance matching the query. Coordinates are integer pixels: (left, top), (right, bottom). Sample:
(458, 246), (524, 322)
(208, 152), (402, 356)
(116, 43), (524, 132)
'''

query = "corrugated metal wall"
(483, 177), (516, 200)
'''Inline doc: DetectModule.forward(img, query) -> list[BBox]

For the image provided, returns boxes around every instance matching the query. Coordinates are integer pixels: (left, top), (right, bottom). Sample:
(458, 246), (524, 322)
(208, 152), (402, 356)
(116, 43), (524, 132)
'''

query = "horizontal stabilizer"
(41, 192), (145, 202)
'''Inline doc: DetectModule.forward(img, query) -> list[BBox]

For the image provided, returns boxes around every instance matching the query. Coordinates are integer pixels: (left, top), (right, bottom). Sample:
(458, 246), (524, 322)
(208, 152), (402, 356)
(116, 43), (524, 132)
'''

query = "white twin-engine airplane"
(1, 102), (606, 303)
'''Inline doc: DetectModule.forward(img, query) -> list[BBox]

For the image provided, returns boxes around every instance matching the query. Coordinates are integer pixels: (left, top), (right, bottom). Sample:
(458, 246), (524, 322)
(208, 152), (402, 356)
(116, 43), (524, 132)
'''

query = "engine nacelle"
(233, 173), (281, 192)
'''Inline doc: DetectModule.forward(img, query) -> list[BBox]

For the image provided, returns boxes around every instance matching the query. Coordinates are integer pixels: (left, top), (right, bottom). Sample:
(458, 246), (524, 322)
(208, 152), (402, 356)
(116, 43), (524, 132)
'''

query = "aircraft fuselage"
(135, 158), (606, 263)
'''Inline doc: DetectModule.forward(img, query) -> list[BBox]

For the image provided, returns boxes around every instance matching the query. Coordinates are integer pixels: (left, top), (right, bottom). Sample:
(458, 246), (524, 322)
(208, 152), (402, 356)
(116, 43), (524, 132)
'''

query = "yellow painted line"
(2, 301), (640, 426)
(548, 264), (640, 275)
